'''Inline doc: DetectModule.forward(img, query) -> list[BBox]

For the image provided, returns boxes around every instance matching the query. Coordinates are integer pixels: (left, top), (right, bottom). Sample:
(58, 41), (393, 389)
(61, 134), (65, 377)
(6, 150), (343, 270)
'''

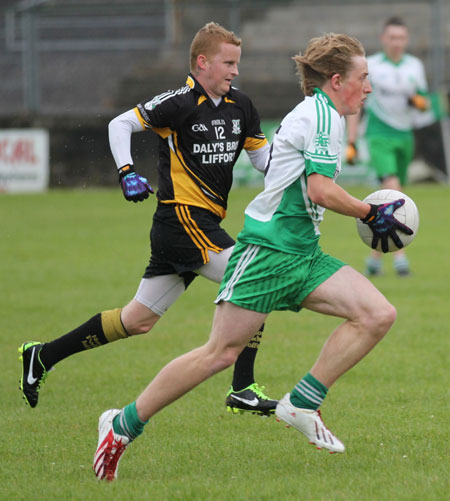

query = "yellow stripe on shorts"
(174, 204), (222, 264)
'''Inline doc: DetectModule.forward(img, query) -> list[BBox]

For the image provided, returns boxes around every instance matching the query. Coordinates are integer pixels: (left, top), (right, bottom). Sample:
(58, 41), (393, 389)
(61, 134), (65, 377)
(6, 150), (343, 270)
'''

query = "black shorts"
(143, 203), (235, 285)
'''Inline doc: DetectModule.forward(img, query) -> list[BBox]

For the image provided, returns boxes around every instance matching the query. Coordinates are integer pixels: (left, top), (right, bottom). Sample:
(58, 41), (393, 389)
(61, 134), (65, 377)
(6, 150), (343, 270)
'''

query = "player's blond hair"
(190, 22), (241, 72)
(293, 33), (365, 96)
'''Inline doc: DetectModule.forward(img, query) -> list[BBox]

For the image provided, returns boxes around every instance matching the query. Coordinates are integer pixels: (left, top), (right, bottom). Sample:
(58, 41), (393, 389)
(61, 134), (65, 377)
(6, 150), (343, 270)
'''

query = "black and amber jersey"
(133, 74), (267, 219)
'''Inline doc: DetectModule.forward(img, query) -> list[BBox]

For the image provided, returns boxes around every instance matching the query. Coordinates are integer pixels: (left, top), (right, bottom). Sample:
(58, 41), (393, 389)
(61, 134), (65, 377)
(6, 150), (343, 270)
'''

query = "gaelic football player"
(94, 33), (410, 480)
(347, 16), (431, 276)
(19, 23), (277, 416)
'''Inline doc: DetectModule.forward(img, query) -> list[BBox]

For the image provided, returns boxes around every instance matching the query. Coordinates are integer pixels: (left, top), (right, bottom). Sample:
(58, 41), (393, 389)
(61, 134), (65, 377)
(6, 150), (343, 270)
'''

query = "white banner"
(0, 129), (49, 193)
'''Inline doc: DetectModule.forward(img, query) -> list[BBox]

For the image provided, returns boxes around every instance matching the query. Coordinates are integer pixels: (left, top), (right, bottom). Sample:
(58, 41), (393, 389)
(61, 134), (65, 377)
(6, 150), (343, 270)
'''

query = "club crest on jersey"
(232, 119), (241, 135)
(315, 131), (330, 150)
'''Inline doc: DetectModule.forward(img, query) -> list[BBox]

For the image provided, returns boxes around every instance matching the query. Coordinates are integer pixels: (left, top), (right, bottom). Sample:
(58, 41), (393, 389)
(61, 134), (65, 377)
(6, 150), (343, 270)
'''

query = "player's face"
(381, 25), (409, 62)
(339, 56), (372, 116)
(199, 42), (241, 98)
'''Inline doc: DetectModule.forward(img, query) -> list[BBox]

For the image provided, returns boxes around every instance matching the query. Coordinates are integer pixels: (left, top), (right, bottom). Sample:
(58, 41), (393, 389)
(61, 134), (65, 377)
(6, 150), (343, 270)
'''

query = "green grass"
(1, 185), (449, 500)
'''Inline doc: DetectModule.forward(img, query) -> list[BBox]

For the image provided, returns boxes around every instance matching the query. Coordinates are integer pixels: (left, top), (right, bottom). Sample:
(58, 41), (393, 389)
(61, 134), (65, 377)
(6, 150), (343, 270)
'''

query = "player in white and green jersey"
(366, 50), (428, 137)
(347, 16), (431, 276)
(364, 25), (429, 187)
(93, 34), (411, 478)
(216, 88), (347, 312)
(241, 88), (344, 255)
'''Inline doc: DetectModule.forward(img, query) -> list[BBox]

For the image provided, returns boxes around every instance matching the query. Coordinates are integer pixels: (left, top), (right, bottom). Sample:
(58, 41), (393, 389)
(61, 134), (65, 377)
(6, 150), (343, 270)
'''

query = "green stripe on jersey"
(238, 176), (322, 255)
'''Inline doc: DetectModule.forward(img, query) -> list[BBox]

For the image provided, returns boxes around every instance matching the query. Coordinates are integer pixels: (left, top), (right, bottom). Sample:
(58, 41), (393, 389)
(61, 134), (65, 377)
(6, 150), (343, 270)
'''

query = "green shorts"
(367, 135), (414, 186)
(215, 242), (345, 314)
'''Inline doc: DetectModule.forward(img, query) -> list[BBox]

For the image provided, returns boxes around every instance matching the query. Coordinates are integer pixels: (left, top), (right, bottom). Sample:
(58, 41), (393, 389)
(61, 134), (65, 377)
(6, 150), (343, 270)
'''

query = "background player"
(19, 22), (277, 416)
(93, 33), (409, 481)
(347, 16), (431, 276)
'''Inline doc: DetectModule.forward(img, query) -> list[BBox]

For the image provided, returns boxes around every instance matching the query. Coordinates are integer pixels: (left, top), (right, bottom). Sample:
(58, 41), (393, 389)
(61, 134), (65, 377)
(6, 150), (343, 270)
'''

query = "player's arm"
(308, 174), (412, 252)
(108, 109), (154, 202)
(307, 173), (370, 218)
(345, 112), (360, 165)
(408, 60), (430, 112)
(109, 109), (144, 167)
(304, 116), (366, 217)
(242, 97), (270, 173)
(408, 91), (429, 112)
(246, 143), (270, 172)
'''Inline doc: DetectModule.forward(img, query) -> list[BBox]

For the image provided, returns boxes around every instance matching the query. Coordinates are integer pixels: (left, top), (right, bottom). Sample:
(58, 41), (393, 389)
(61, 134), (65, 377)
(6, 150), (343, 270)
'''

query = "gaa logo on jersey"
(192, 123), (208, 132)
(315, 131), (330, 150)
(232, 119), (241, 135)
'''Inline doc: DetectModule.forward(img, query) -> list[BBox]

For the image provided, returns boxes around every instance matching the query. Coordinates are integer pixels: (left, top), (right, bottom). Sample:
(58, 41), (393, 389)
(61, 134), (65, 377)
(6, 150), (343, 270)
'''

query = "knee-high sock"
(40, 308), (129, 369)
(231, 324), (264, 391)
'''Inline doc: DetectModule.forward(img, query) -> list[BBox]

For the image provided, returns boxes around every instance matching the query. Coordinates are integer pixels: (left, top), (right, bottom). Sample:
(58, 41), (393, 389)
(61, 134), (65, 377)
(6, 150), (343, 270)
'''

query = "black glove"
(118, 165), (154, 203)
(361, 199), (413, 253)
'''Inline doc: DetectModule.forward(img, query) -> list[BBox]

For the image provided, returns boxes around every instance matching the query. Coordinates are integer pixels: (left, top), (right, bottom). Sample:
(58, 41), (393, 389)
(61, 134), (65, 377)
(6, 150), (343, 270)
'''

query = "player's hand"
(346, 142), (358, 165)
(361, 199), (414, 253)
(408, 94), (429, 112)
(118, 164), (154, 202)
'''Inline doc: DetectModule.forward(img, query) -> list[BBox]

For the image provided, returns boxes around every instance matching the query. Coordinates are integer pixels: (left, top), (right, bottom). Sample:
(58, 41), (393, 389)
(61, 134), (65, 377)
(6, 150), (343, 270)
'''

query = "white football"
(356, 189), (419, 252)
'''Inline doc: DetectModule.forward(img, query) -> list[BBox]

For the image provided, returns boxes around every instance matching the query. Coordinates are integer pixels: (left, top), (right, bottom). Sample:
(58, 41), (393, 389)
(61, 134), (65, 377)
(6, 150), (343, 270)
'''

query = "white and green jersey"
(238, 88), (344, 256)
(365, 52), (428, 135)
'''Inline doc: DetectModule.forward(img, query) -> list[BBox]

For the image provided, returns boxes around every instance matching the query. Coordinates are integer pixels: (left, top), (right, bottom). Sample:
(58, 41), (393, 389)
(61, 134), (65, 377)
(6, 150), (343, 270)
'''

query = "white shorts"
(134, 247), (234, 316)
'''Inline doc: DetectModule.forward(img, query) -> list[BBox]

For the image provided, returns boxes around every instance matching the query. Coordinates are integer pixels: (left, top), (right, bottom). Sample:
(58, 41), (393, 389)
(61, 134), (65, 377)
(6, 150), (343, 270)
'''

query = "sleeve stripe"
(304, 151), (337, 163)
(133, 107), (147, 130)
(244, 136), (268, 151)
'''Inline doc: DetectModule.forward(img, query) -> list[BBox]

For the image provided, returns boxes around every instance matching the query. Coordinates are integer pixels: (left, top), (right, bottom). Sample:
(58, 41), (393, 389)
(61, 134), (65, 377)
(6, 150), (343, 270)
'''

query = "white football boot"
(275, 393), (345, 453)
(93, 409), (130, 481)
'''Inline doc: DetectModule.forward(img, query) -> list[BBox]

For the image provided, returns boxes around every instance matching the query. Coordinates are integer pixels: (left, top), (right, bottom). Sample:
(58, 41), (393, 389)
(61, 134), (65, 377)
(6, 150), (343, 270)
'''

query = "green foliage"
(1, 186), (449, 500)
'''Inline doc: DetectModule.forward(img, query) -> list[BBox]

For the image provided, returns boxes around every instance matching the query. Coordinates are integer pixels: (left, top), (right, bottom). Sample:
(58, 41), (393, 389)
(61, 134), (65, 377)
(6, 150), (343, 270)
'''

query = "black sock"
(40, 313), (108, 369)
(231, 324), (264, 391)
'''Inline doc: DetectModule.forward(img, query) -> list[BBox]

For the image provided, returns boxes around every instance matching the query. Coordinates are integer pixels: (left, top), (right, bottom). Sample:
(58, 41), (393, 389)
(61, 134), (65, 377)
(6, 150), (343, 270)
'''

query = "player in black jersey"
(19, 22), (277, 419)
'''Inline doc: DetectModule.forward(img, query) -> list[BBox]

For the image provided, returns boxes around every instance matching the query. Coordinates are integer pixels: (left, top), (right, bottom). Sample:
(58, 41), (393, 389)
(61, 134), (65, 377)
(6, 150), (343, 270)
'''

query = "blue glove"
(118, 165), (153, 203)
(361, 199), (413, 253)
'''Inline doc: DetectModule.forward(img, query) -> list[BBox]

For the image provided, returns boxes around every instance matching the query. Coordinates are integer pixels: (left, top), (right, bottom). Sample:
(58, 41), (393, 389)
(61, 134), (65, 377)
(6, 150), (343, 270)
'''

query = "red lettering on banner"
(0, 138), (38, 165)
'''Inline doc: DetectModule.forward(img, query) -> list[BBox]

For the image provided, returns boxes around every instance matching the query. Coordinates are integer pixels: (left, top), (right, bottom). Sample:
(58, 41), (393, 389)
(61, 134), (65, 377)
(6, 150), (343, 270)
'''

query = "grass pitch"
(1, 184), (449, 500)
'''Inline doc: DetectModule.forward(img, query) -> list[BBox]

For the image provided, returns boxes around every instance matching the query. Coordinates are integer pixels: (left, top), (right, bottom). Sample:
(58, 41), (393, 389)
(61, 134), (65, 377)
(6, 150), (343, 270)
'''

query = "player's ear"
(330, 73), (341, 90)
(197, 54), (208, 71)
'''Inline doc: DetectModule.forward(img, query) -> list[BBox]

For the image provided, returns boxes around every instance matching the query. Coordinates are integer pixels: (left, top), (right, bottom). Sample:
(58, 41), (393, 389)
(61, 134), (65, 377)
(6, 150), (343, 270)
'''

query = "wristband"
(361, 204), (378, 223)
(118, 164), (135, 181)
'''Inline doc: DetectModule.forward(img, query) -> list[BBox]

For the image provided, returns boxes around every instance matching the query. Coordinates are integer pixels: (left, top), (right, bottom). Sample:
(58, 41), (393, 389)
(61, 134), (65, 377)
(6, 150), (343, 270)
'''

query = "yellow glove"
(408, 94), (429, 112)
(346, 142), (357, 165)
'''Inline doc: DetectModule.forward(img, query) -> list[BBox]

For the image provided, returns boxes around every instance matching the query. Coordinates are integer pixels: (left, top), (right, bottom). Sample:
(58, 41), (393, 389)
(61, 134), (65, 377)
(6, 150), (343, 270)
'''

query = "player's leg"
(94, 242), (281, 480)
(391, 136), (415, 275)
(369, 136), (401, 188)
(196, 247), (277, 415)
(18, 307), (131, 409)
(365, 137), (399, 275)
(367, 167), (405, 274)
(18, 274), (186, 408)
(302, 265), (396, 387)
(370, 138), (413, 276)
(94, 301), (267, 480)
(135, 302), (267, 419)
(276, 262), (395, 453)
(121, 273), (189, 332)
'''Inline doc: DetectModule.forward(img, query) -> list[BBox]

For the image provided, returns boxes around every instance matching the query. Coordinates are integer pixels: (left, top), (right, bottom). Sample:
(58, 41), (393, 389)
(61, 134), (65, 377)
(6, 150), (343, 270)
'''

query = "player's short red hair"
(190, 22), (241, 72)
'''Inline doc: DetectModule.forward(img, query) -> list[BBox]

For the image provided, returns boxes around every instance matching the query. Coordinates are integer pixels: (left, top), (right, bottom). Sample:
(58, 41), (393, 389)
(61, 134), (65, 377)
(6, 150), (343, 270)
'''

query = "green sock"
(290, 372), (328, 410)
(394, 255), (410, 273)
(112, 401), (148, 441)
